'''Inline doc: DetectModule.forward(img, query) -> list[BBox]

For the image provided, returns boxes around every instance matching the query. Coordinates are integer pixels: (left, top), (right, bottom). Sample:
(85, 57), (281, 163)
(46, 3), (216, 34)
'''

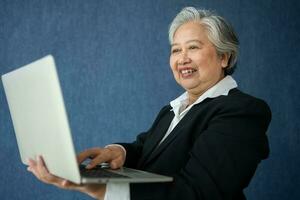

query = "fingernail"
(27, 167), (31, 172)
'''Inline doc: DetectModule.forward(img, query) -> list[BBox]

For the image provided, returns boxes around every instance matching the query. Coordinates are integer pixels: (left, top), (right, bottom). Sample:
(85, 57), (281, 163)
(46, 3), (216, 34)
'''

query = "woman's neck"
(188, 92), (203, 105)
(187, 74), (225, 105)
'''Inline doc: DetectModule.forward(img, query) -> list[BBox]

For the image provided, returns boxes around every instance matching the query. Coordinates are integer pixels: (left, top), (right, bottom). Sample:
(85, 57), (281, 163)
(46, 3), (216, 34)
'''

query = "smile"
(180, 68), (197, 77)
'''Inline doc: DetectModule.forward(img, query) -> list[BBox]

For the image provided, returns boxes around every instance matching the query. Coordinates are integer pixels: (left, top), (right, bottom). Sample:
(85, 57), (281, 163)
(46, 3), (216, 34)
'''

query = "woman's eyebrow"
(186, 39), (203, 44)
(171, 39), (203, 47)
(171, 43), (179, 47)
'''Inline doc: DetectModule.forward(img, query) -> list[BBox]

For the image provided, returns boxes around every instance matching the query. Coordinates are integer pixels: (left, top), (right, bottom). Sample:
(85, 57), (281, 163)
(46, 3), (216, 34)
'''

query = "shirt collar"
(170, 75), (238, 117)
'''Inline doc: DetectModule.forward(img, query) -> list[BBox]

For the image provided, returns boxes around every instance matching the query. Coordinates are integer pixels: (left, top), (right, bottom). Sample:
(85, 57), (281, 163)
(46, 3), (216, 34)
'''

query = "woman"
(28, 7), (271, 200)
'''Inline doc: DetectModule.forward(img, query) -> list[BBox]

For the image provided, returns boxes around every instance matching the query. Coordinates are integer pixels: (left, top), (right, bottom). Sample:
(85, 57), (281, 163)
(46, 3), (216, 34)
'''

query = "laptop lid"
(2, 55), (81, 183)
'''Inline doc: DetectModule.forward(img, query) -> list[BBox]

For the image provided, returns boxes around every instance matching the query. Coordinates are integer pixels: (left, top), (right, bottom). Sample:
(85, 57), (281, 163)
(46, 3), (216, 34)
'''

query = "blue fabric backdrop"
(0, 0), (299, 199)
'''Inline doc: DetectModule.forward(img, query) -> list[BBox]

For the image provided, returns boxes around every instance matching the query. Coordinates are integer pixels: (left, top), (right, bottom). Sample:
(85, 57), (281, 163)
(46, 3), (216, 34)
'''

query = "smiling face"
(170, 21), (229, 103)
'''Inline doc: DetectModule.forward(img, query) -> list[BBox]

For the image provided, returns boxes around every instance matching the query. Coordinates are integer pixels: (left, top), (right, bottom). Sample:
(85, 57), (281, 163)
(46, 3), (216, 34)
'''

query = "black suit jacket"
(119, 88), (271, 200)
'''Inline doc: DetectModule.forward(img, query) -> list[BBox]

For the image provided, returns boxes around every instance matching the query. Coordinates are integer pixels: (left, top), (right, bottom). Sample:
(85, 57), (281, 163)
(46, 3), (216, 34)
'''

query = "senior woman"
(28, 7), (271, 200)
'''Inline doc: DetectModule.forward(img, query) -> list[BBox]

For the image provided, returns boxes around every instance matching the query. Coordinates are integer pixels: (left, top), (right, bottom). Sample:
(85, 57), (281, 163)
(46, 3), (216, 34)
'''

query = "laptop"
(1, 55), (173, 184)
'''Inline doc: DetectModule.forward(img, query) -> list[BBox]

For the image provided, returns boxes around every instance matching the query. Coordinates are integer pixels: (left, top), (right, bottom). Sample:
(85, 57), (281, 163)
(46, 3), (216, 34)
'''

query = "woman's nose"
(178, 51), (191, 65)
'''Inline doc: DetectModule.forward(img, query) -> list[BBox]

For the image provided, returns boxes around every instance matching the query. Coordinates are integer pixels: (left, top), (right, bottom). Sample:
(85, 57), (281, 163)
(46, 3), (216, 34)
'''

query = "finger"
(105, 146), (126, 169)
(36, 156), (49, 174)
(110, 152), (126, 169)
(27, 157), (44, 177)
(77, 148), (104, 164)
(28, 162), (43, 180)
(86, 149), (112, 169)
(110, 157), (125, 169)
(60, 180), (80, 190)
(27, 158), (42, 178)
(27, 158), (37, 170)
(35, 156), (51, 181)
(109, 161), (118, 169)
(35, 156), (62, 185)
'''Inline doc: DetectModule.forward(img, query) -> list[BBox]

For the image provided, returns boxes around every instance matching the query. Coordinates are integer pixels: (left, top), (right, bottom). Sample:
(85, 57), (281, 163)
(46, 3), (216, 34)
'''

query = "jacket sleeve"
(128, 98), (271, 200)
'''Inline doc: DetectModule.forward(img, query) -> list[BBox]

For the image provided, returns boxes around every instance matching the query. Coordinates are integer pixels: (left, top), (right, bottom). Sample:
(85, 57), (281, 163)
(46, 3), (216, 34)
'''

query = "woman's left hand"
(27, 156), (106, 200)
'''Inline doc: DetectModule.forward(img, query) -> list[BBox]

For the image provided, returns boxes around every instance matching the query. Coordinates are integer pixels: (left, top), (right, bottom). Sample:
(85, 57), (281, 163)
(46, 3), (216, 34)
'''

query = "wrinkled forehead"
(171, 21), (209, 45)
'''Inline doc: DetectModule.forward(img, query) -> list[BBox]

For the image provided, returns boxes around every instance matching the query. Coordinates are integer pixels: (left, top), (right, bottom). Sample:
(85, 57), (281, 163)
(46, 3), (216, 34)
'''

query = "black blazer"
(119, 88), (271, 200)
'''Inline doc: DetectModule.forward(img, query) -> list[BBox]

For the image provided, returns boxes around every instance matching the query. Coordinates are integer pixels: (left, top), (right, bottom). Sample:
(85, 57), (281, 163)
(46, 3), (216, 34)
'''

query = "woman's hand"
(27, 156), (106, 200)
(77, 145), (126, 170)
(27, 145), (126, 199)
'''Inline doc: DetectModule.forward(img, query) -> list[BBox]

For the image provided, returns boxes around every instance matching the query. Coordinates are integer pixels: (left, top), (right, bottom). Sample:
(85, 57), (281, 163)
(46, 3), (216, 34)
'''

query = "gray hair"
(169, 7), (239, 75)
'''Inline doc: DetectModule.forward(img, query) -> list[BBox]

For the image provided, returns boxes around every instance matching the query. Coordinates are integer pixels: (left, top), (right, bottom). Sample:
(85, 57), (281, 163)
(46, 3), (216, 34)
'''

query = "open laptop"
(1, 55), (172, 184)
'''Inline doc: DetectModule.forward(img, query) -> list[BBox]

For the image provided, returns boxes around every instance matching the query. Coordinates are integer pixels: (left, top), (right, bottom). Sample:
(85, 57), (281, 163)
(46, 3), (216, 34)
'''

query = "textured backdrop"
(0, 0), (299, 199)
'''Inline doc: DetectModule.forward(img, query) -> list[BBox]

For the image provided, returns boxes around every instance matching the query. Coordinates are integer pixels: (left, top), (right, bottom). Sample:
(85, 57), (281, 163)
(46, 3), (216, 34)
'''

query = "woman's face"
(170, 21), (229, 97)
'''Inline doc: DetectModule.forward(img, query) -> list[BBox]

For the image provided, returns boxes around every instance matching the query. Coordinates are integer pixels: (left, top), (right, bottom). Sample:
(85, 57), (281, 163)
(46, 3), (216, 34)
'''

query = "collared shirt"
(104, 75), (238, 200)
(159, 75), (237, 145)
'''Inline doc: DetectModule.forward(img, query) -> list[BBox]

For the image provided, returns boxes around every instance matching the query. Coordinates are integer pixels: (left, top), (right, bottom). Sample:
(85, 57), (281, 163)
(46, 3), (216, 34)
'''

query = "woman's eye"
(189, 45), (199, 50)
(171, 49), (181, 54)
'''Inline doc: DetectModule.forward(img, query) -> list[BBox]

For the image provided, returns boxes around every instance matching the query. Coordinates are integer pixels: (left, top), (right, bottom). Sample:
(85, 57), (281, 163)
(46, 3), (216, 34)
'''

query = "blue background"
(1, 0), (299, 199)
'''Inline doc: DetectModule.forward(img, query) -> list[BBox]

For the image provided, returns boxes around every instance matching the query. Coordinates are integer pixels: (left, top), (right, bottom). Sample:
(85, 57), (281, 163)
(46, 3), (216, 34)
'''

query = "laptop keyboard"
(79, 165), (130, 178)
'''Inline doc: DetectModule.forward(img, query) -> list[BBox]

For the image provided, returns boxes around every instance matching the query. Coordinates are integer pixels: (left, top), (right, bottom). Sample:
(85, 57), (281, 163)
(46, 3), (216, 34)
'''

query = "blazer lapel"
(142, 105), (199, 167)
(144, 105), (205, 164)
(138, 109), (174, 167)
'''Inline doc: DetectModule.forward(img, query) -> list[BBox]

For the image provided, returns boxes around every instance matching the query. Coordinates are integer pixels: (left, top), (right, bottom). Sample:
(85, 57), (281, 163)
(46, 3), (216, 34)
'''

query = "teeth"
(181, 69), (195, 75)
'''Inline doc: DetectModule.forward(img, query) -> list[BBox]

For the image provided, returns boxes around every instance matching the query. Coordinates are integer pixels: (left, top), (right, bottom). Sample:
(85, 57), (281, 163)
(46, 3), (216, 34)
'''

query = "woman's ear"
(220, 53), (230, 68)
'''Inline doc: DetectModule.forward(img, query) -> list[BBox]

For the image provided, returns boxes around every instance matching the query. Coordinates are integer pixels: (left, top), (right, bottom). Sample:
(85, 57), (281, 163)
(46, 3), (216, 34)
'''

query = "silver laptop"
(1, 55), (172, 184)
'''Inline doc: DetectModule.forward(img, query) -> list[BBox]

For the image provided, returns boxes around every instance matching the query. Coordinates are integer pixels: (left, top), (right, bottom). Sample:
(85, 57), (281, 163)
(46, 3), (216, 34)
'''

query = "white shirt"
(104, 75), (238, 200)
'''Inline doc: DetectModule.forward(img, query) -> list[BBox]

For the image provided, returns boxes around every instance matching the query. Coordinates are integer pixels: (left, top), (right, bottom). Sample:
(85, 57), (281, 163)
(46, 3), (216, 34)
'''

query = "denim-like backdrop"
(0, 0), (299, 199)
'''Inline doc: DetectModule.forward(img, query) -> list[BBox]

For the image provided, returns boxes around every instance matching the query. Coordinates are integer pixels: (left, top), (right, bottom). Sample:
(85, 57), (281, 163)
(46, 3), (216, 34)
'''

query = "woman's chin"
(181, 84), (200, 92)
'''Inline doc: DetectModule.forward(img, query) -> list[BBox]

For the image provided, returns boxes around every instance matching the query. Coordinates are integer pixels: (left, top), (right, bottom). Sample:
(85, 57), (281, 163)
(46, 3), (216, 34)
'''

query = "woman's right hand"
(77, 145), (126, 170)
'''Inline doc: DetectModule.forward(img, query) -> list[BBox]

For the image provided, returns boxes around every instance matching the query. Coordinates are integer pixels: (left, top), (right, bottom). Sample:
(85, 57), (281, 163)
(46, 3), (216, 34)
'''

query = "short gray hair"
(169, 7), (239, 75)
